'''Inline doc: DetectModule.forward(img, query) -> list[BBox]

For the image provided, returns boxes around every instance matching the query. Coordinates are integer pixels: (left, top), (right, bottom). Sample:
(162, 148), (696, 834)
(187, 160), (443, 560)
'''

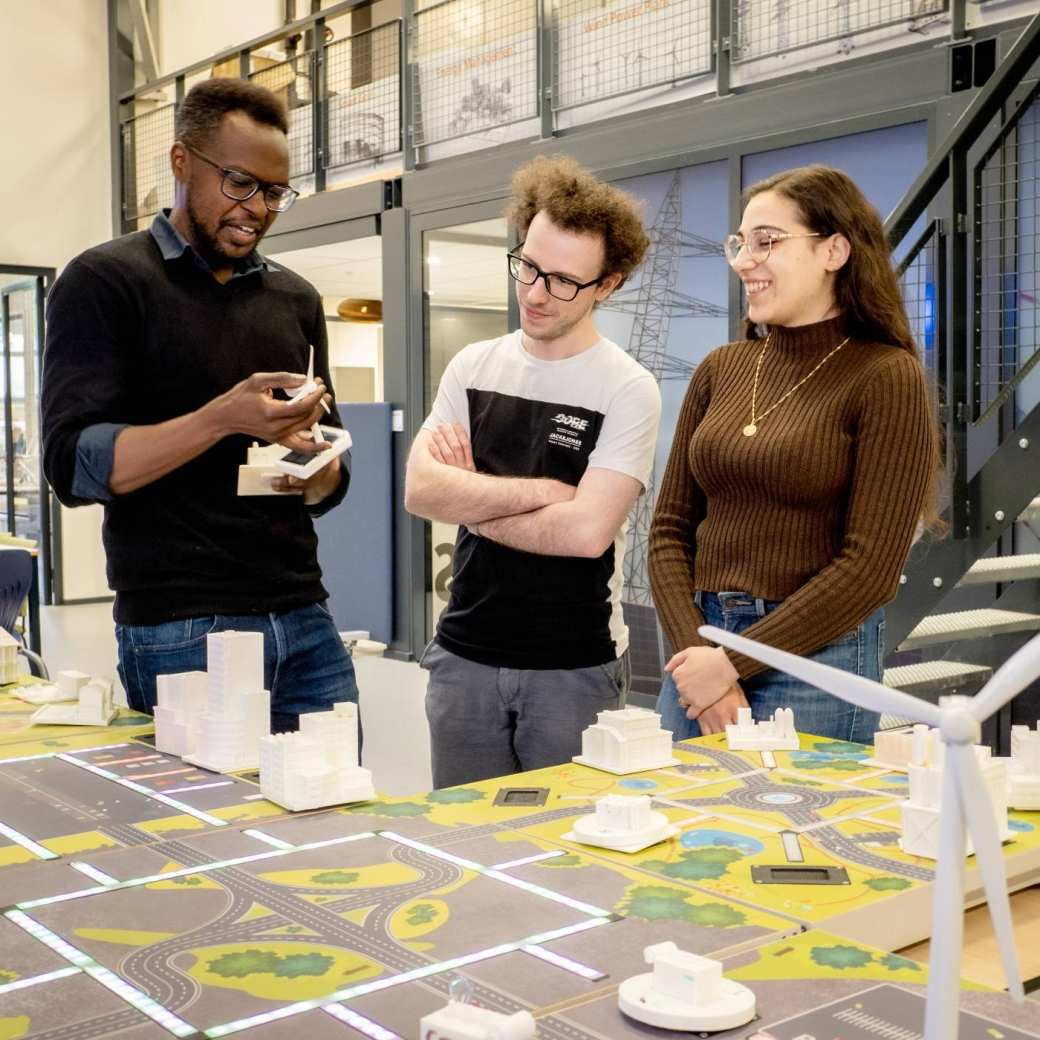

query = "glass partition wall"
(422, 217), (509, 635)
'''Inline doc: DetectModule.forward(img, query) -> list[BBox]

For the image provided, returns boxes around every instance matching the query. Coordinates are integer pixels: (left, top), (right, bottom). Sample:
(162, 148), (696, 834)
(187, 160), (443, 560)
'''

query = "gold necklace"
(743, 331), (852, 437)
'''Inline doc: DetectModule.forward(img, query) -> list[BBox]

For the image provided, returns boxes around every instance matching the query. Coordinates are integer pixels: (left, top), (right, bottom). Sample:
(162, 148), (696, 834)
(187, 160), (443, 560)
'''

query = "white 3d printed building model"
(573, 707), (678, 774)
(182, 632), (270, 773)
(154, 671), (208, 757)
(618, 942), (756, 1032)
(30, 673), (117, 726)
(259, 701), (372, 811)
(725, 706), (798, 751)
(419, 1001), (535, 1040)
(0, 627), (20, 683)
(870, 722), (941, 771)
(1007, 724), (1040, 811)
(565, 794), (678, 854)
(900, 735), (1011, 860)
(237, 441), (297, 497)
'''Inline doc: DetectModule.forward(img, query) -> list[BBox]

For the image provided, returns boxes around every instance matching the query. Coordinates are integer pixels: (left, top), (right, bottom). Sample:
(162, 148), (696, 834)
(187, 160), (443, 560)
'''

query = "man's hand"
(271, 450), (341, 506)
(429, 422), (475, 471)
(204, 371), (331, 444)
(693, 685), (749, 735)
(665, 645), (740, 714)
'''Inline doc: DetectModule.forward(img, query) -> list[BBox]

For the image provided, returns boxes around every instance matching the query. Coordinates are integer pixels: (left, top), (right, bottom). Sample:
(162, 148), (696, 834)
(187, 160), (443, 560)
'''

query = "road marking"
(760, 750), (777, 768)
(0, 966), (81, 995)
(0, 821), (58, 860)
(780, 830), (805, 862)
(56, 753), (228, 827)
(5, 911), (196, 1037)
(164, 781), (235, 794)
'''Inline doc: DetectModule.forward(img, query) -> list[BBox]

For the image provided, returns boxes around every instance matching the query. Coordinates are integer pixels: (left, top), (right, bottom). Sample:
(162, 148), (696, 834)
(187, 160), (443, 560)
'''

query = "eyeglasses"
(507, 249), (604, 302)
(187, 146), (299, 213)
(724, 229), (823, 266)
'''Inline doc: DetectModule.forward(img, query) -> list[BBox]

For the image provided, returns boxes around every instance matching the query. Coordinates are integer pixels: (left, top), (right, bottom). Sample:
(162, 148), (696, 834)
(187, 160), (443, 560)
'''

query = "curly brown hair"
(505, 155), (650, 287)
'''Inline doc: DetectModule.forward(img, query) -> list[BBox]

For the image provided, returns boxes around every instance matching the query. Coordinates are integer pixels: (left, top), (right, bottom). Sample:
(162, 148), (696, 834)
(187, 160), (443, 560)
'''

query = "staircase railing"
(885, 11), (1040, 648)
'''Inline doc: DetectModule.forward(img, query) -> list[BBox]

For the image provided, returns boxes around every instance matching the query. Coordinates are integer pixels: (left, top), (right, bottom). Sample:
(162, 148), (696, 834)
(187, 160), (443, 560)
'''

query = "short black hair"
(174, 77), (289, 148)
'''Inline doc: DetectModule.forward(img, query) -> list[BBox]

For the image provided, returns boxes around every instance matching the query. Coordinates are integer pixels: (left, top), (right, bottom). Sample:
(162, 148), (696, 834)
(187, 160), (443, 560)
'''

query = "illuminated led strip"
(205, 916), (611, 1037)
(0, 966), (81, 994)
(379, 831), (483, 870)
(243, 793), (266, 800)
(164, 781), (234, 794)
(103, 753), (163, 766)
(322, 1004), (401, 1039)
(491, 850), (566, 869)
(5, 911), (195, 1036)
(0, 743), (130, 765)
(70, 861), (119, 885)
(17, 831), (378, 910)
(379, 831), (610, 917)
(521, 943), (606, 980)
(57, 753), (227, 827)
(0, 821), (59, 860)
(242, 829), (294, 850)
(127, 767), (196, 781)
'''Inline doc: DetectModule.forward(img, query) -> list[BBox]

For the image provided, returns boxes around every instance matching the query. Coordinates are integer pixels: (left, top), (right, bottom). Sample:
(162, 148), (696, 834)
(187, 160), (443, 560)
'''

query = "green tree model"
(810, 944), (874, 970)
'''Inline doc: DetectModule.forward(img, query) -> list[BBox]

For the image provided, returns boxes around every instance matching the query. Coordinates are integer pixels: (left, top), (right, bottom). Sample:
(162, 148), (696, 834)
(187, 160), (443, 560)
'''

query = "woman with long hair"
(649, 164), (940, 742)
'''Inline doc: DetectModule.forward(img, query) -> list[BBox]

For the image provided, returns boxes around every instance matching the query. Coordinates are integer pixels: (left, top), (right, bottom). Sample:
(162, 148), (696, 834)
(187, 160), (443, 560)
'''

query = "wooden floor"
(898, 885), (1040, 993)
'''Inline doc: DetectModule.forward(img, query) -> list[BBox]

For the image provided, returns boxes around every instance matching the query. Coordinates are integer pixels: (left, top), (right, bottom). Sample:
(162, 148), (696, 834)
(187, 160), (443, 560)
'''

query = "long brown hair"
(743, 164), (946, 535)
(741, 165), (915, 352)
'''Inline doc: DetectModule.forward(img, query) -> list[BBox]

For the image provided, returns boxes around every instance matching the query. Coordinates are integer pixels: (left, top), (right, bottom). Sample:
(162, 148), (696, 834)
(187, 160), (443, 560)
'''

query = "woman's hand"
(665, 645), (739, 713)
(693, 684), (749, 734)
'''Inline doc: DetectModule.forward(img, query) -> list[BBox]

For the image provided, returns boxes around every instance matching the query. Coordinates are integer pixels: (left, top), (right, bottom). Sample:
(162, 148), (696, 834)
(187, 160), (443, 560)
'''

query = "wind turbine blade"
(700, 626), (944, 728)
(970, 631), (1040, 723)
(306, 344), (314, 383)
(949, 743), (1024, 1002)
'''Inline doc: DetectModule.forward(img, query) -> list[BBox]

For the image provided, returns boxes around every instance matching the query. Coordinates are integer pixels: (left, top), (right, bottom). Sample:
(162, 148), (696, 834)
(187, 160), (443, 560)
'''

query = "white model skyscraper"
(259, 701), (372, 810)
(184, 631), (270, 773)
(153, 671), (208, 757)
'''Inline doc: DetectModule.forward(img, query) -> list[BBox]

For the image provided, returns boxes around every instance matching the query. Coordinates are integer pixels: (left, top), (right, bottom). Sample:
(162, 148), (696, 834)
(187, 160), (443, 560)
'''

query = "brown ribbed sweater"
(648, 316), (934, 679)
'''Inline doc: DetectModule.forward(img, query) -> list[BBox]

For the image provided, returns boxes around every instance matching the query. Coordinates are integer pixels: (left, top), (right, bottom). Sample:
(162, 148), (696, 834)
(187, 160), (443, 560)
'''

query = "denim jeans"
(116, 602), (359, 736)
(422, 639), (631, 788)
(656, 591), (883, 744)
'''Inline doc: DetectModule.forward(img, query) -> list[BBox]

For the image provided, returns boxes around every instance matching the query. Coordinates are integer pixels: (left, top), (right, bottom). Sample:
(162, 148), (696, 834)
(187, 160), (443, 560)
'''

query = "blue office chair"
(0, 549), (47, 679)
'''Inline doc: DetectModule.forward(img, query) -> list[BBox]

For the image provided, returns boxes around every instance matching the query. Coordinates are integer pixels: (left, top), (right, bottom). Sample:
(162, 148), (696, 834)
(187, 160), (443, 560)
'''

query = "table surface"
(0, 715), (1036, 1039)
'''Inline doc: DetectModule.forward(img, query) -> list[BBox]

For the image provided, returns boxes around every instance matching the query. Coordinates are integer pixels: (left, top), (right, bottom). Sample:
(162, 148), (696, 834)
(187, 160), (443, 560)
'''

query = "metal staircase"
(880, 14), (1040, 748)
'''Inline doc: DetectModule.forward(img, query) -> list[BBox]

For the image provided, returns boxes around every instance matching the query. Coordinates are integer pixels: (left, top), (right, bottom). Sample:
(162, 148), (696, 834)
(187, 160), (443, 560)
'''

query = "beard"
(185, 197), (260, 269)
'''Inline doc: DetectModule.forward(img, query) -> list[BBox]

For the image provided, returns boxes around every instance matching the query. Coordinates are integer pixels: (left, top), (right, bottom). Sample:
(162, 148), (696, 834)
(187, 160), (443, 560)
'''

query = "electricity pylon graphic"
(600, 170), (727, 605)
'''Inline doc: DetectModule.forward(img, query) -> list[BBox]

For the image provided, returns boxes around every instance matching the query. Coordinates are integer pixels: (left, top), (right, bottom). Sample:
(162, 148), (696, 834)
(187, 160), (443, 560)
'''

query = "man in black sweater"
(42, 78), (357, 734)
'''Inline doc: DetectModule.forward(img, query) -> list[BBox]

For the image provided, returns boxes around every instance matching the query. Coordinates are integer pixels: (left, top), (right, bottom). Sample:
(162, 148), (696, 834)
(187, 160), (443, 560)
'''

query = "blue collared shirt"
(71, 212), (269, 502)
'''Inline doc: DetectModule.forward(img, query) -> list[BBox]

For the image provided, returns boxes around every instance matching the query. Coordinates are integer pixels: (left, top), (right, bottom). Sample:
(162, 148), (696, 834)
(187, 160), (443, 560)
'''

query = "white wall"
(158, 0), (283, 75)
(0, 3), (115, 602)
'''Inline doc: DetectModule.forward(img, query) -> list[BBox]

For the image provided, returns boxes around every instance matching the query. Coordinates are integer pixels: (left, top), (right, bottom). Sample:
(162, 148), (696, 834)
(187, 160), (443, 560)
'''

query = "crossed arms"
(404, 423), (642, 559)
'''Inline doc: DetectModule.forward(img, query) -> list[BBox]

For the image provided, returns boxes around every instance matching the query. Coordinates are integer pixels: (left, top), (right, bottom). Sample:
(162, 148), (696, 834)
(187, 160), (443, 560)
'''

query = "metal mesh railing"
(249, 52), (316, 178)
(732, 0), (948, 64)
(324, 21), (402, 168)
(121, 104), (176, 221)
(552, 0), (713, 111)
(974, 89), (1040, 424)
(411, 0), (539, 149)
(897, 220), (943, 387)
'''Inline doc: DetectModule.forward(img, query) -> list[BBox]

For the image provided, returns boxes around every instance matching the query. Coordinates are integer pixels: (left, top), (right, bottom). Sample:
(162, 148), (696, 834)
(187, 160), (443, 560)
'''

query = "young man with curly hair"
(406, 155), (662, 787)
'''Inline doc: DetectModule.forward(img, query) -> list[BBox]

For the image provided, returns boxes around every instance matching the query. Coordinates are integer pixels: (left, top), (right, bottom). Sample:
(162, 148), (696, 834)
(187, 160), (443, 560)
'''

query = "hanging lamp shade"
(337, 298), (383, 323)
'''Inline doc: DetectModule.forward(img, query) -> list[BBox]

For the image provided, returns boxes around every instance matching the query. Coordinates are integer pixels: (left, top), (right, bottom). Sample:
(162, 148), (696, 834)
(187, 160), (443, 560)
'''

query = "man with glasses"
(406, 155), (662, 788)
(42, 78), (358, 737)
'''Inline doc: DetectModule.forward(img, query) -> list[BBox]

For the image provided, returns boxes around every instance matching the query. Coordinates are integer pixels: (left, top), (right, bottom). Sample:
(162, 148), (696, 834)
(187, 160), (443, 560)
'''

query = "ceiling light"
(337, 298), (383, 323)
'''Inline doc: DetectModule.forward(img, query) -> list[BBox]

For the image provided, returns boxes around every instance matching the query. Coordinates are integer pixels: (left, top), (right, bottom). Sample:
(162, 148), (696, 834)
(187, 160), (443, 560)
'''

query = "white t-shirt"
(424, 329), (661, 670)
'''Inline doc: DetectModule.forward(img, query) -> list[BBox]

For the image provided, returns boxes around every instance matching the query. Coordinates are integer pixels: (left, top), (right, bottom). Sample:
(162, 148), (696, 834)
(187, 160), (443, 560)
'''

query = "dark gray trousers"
(422, 640), (631, 788)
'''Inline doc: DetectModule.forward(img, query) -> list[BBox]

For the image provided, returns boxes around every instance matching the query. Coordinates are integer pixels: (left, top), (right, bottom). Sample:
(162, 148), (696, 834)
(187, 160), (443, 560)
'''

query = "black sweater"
(42, 230), (348, 624)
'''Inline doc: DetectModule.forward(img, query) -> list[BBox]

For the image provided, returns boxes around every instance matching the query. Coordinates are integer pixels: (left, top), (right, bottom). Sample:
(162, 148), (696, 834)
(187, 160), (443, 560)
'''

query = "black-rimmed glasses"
(187, 146), (299, 213)
(724, 229), (823, 266)
(507, 250), (604, 302)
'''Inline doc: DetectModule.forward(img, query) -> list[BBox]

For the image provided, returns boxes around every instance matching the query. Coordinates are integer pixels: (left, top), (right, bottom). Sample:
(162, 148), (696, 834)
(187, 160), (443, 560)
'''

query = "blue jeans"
(116, 602), (359, 736)
(656, 591), (883, 744)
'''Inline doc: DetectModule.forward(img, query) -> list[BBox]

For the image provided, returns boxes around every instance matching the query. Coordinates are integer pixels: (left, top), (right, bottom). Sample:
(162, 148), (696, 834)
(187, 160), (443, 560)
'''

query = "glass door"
(0, 275), (50, 600)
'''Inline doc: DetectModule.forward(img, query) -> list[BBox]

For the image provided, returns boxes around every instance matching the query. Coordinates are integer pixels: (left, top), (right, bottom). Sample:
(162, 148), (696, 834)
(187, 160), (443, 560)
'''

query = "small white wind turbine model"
(699, 623), (1032, 1040)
